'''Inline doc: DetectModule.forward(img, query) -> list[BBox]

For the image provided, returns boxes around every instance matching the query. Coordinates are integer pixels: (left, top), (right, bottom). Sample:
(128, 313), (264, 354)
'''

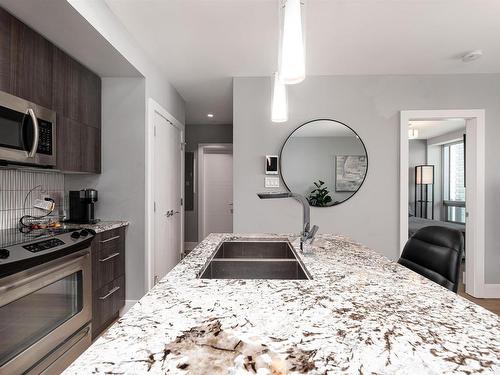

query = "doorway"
(400, 110), (485, 298)
(146, 99), (184, 289)
(197, 144), (233, 240)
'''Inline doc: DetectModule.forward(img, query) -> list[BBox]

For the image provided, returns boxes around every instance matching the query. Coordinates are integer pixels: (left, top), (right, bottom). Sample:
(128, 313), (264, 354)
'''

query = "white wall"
(233, 75), (500, 283)
(65, 78), (146, 301)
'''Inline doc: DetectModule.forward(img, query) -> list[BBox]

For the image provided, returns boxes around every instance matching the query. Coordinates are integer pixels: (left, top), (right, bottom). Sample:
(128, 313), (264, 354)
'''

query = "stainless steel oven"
(0, 90), (56, 168)
(0, 248), (91, 375)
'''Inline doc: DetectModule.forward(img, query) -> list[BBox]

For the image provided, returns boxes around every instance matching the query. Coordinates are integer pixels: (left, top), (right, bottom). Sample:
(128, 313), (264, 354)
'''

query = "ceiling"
(409, 119), (466, 140)
(105, 0), (500, 125)
(0, 0), (140, 77)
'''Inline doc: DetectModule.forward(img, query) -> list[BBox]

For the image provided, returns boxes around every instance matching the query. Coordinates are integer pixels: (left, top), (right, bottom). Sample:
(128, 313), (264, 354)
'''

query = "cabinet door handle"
(99, 252), (120, 262)
(99, 286), (120, 300)
(99, 235), (120, 244)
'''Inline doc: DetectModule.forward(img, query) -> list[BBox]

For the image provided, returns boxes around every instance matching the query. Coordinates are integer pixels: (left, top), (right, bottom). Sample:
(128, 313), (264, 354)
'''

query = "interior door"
(167, 118), (182, 271)
(153, 112), (182, 284)
(203, 150), (233, 238)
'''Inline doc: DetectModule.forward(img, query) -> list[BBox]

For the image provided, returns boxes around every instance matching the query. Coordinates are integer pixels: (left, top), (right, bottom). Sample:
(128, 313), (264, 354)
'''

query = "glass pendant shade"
(271, 73), (288, 123)
(279, 0), (305, 84)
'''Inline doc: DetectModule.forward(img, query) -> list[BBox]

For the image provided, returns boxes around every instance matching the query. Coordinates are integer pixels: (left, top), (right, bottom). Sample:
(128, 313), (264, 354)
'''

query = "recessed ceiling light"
(462, 50), (483, 62)
(207, 113), (214, 118)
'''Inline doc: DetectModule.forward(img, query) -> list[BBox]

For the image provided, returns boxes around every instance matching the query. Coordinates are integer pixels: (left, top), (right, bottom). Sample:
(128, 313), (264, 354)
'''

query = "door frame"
(145, 98), (185, 291)
(400, 109), (485, 297)
(197, 143), (233, 242)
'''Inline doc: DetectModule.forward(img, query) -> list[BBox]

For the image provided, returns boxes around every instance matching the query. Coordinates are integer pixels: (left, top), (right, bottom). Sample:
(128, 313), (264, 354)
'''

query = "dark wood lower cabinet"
(92, 276), (125, 339)
(91, 227), (126, 339)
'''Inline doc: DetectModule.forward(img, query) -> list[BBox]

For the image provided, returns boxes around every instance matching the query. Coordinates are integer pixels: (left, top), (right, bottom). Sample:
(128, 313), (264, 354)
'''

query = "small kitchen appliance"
(68, 189), (99, 224)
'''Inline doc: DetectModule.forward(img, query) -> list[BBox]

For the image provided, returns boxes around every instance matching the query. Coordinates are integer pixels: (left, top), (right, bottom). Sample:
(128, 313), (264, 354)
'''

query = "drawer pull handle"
(99, 252), (120, 262)
(99, 235), (120, 244)
(99, 286), (120, 300)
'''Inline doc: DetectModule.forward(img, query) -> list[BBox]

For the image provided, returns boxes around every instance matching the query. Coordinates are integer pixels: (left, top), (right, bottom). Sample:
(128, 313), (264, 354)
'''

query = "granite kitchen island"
(64, 234), (500, 374)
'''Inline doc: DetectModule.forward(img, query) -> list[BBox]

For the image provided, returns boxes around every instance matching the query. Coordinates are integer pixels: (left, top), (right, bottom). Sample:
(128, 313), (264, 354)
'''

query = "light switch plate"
(265, 177), (280, 188)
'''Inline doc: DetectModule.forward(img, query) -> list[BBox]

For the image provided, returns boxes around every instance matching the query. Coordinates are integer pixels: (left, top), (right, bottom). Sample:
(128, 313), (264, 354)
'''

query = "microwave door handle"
(27, 108), (39, 158)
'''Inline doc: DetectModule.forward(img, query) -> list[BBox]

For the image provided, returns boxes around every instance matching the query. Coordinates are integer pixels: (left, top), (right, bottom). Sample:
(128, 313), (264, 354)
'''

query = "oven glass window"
(0, 271), (83, 366)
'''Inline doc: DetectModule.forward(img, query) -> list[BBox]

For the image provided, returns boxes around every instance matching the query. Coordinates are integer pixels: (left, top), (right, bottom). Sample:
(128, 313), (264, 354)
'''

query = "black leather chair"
(398, 226), (464, 293)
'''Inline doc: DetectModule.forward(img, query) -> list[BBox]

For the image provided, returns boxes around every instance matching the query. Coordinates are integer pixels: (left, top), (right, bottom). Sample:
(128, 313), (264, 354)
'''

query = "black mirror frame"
(278, 118), (369, 207)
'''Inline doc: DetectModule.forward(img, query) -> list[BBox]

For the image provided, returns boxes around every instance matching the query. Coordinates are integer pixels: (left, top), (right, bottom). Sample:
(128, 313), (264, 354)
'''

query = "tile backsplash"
(0, 169), (65, 229)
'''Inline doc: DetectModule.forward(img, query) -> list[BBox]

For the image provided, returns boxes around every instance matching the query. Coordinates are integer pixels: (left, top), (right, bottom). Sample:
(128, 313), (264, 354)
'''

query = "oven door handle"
(0, 250), (90, 299)
(27, 108), (39, 158)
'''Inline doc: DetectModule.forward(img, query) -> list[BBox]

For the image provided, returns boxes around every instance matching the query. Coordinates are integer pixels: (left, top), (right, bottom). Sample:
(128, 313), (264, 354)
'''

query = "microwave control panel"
(37, 120), (53, 155)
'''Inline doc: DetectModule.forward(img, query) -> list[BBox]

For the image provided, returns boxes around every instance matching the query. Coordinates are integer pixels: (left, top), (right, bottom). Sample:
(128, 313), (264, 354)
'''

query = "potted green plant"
(308, 180), (333, 207)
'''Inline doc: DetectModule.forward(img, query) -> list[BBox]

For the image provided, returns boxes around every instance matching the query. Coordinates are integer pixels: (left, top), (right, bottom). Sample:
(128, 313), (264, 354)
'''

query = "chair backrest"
(398, 226), (464, 292)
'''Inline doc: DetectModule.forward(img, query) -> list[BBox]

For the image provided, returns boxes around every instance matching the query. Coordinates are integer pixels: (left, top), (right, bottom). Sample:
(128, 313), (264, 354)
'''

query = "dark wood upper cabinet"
(53, 48), (101, 173)
(53, 47), (101, 129)
(0, 8), (11, 93)
(81, 125), (101, 173)
(0, 7), (101, 173)
(56, 115), (82, 172)
(9, 15), (53, 109)
(52, 47), (79, 122)
(79, 67), (101, 129)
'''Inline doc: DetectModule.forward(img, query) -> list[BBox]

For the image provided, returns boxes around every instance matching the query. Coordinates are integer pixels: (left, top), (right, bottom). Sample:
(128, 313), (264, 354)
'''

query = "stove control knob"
(80, 230), (89, 237)
(0, 249), (9, 259)
(71, 231), (81, 239)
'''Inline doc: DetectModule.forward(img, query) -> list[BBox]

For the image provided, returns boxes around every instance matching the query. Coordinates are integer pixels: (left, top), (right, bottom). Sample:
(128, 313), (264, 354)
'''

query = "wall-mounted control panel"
(265, 155), (278, 175)
(265, 177), (280, 188)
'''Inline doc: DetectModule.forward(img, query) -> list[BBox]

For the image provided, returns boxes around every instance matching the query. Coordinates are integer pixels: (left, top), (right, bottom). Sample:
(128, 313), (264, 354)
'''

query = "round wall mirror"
(280, 119), (368, 207)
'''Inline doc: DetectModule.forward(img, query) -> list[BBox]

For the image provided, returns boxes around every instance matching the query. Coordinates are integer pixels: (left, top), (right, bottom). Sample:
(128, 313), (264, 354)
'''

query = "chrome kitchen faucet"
(257, 192), (319, 251)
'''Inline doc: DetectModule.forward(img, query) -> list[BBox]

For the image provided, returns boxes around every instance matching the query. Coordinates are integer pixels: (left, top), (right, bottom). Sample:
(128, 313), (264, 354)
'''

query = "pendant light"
(271, 73), (288, 123)
(279, 0), (305, 84)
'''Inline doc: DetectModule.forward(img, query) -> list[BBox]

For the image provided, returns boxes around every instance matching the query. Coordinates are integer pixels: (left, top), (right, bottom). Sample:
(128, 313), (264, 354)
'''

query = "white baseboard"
(482, 284), (500, 298)
(120, 300), (138, 316)
(184, 242), (198, 251)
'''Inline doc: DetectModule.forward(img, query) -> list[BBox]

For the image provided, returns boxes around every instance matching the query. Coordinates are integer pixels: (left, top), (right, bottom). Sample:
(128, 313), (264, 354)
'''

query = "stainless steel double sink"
(197, 239), (311, 280)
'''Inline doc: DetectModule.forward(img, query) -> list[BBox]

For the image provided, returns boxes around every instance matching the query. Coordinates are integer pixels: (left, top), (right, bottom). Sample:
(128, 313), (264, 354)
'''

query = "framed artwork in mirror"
(335, 155), (368, 192)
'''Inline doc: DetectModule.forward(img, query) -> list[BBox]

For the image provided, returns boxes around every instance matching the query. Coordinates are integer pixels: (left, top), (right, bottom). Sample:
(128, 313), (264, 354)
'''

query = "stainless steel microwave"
(0, 90), (56, 168)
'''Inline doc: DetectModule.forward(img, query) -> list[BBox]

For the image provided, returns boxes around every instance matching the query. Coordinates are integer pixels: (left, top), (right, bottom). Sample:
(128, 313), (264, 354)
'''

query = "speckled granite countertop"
(64, 233), (500, 374)
(64, 220), (129, 233)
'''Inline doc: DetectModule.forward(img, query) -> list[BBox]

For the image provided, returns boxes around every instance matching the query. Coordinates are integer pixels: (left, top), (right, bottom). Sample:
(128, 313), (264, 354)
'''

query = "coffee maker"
(68, 189), (99, 224)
